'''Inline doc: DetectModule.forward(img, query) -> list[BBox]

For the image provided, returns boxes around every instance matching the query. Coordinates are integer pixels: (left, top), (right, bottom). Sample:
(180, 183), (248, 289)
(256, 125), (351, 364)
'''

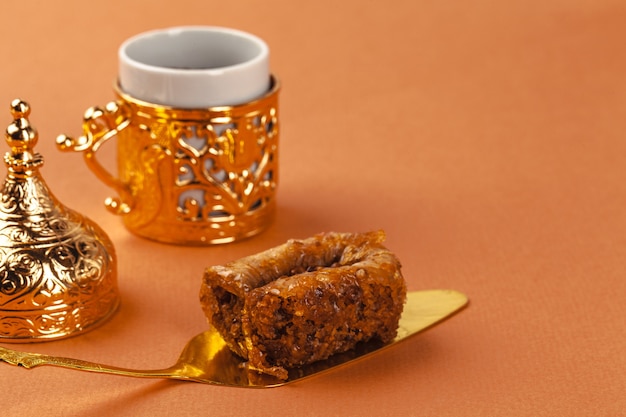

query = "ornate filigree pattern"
(59, 78), (280, 245)
(1, 99), (119, 342)
(172, 108), (277, 219)
(0, 181), (119, 342)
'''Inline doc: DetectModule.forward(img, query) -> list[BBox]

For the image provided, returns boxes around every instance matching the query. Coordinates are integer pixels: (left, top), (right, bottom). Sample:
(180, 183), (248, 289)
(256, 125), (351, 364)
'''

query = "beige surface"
(1, 1), (626, 415)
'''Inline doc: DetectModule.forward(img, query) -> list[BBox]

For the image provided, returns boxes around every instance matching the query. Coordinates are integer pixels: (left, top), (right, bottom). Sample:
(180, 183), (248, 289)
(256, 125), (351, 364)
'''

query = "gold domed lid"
(0, 99), (119, 342)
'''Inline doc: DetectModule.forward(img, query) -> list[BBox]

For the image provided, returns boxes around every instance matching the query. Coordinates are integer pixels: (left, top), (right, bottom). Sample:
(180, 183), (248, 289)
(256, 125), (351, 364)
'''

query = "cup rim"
(117, 26), (271, 107)
(118, 25), (269, 76)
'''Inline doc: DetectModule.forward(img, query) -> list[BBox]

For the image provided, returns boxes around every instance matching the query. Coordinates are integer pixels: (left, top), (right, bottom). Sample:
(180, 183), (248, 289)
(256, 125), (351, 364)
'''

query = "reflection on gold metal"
(0, 290), (468, 386)
(0, 99), (119, 342)
(56, 78), (280, 245)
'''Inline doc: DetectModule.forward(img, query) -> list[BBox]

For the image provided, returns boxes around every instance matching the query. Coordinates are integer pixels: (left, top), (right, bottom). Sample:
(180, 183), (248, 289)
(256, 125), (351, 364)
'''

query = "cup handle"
(56, 101), (135, 215)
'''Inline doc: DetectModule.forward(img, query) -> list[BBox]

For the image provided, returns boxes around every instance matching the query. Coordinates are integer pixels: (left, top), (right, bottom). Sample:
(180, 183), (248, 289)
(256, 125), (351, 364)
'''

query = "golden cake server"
(0, 289), (468, 388)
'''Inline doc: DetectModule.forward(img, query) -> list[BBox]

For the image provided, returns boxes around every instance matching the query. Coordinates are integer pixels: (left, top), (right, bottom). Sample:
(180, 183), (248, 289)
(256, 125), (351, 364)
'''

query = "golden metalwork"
(57, 77), (280, 245)
(0, 289), (468, 386)
(0, 99), (119, 342)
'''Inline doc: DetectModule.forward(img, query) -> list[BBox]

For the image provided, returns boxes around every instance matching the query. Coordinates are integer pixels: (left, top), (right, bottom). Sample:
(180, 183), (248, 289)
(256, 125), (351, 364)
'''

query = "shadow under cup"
(57, 27), (279, 245)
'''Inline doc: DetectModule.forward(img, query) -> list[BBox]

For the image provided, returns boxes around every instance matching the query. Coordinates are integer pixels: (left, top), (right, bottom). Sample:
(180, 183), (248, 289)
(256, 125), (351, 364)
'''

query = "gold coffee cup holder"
(56, 77), (280, 245)
(0, 99), (120, 342)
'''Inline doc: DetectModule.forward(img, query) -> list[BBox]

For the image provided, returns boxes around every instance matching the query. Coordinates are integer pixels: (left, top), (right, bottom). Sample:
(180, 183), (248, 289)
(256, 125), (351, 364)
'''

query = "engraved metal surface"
(57, 78), (280, 245)
(0, 100), (119, 342)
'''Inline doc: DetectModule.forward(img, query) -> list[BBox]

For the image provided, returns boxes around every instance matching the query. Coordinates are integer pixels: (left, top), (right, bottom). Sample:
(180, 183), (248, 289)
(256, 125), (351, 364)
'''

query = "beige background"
(1, 0), (626, 415)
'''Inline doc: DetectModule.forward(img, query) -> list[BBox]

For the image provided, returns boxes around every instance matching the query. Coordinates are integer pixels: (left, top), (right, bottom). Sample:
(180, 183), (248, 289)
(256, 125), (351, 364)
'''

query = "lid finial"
(4, 99), (43, 173)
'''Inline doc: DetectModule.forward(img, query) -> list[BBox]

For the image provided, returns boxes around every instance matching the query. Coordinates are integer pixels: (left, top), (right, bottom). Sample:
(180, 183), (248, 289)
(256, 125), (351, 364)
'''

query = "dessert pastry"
(199, 230), (407, 379)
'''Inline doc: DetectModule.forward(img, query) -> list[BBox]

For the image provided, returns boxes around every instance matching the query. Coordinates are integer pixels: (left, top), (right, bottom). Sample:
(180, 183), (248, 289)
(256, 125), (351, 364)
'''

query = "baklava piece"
(199, 230), (406, 379)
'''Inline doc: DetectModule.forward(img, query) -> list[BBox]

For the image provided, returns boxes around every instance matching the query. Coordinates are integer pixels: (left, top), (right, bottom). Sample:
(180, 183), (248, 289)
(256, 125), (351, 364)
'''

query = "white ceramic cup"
(118, 26), (270, 108)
